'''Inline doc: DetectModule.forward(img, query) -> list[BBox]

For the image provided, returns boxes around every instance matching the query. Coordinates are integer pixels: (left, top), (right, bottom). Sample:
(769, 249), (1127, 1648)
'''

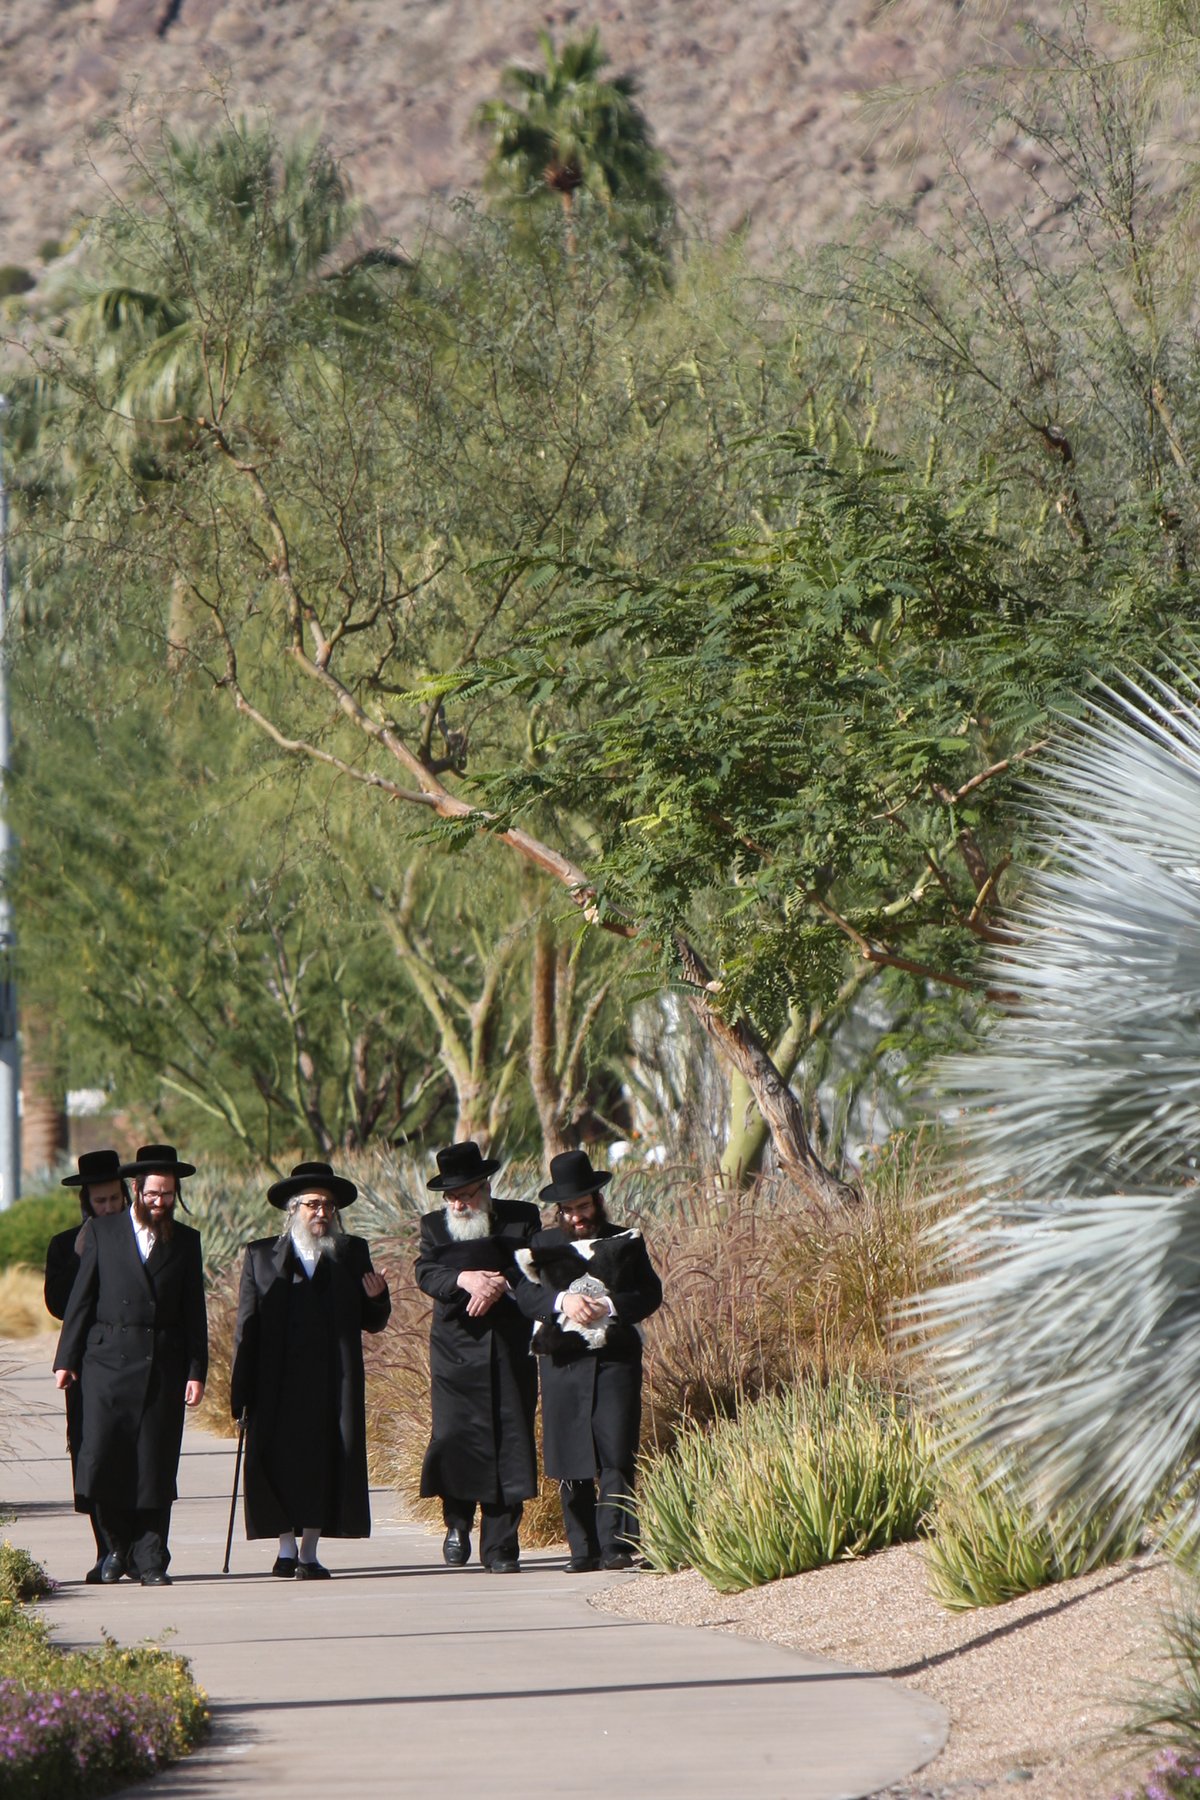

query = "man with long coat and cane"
(53, 1144), (207, 1587)
(43, 1148), (130, 1583)
(515, 1150), (662, 1572)
(415, 1141), (540, 1573)
(229, 1160), (390, 1579)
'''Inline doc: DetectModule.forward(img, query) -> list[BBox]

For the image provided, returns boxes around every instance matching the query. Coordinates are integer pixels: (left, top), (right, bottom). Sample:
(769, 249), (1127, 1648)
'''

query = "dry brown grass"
(0, 1266), (54, 1339)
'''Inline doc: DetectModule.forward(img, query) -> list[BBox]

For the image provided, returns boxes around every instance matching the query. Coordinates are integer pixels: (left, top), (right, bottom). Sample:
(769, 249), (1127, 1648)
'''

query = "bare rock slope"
(0, 0), (1121, 268)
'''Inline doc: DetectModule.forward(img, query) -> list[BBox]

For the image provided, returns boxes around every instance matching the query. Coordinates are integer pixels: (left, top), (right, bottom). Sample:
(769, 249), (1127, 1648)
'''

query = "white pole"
(0, 397), (21, 1208)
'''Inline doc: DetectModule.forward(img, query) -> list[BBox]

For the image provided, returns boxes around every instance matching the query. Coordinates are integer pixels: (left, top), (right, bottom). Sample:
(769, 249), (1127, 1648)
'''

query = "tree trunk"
(676, 941), (859, 1207)
(719, 1007), (808, 1187)
(22, 1008), (68, 1182)
(529, 923), (575, 1161)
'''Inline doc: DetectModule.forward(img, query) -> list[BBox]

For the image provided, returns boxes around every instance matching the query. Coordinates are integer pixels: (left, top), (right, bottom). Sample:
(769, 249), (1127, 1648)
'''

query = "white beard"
(444, 1205), (492, 1242)
(287, 1214), (340, 1260)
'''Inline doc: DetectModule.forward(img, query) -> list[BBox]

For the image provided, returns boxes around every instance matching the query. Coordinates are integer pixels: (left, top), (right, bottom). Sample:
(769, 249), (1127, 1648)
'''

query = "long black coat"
(54, 1211), (208, 1510)
(44, 1224), (90, 1514)
(229, 1234), (390, 1539)
(415, 1199), (540, 1506)
(515, 1221), (662, 1479)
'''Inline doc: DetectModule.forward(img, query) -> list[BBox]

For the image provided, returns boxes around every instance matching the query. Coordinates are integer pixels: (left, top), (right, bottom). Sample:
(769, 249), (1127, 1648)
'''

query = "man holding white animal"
(515, 1150), (662, 1573)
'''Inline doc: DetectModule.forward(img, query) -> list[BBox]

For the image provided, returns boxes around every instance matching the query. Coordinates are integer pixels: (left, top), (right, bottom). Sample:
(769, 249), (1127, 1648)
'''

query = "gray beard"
(444, 1206), (492, 1242)
(286, 1215), (340, 1261)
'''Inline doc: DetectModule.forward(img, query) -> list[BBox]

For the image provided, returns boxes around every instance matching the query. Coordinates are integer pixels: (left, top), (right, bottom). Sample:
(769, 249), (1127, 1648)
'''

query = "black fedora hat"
(266, 1160), (358, 1211)
(62, 1148), (123, 1189)
(119, 1143), (196, 1179)
(427, 1141), (501, 1192)
(538, 1149), (612, 1206)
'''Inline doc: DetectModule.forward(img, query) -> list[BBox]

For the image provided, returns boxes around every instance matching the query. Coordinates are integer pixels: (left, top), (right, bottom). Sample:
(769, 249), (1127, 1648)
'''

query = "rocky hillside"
(0, 0), (1129, 270)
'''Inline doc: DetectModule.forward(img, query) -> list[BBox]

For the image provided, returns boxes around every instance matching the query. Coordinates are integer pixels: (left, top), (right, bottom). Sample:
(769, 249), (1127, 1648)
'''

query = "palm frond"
(917, 665), (1200, 1547)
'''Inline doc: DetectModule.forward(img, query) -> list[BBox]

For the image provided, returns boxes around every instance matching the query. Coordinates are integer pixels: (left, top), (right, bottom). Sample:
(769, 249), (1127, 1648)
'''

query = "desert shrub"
(1121, 1603), (1200, 1797)
(0, 1545), (208, 1796)
(0, 1193), (78, 1272)
(924, 1461), (1145, 1610)
(0, 1267), (53, 1339)
(637, 1374), (936, 1592)
(0, 265), (33, 297)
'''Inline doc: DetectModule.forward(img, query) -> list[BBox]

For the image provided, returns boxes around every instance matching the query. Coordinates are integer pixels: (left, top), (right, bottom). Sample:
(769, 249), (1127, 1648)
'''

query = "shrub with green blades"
(0, 1192), (79, 1273)
(923, 1462), (1146, 1612)
(637, 1375), (936, 1593)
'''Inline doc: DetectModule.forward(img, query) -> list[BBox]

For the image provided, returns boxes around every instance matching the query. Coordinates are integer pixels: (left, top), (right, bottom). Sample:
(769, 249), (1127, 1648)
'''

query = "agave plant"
(918, 665), (1200, 1550)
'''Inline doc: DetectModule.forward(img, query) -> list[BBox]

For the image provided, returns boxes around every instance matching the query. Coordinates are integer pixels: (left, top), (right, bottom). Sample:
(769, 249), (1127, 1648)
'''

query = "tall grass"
(637, 1375), (936, 1592)
(0, 1268), (53, 1338)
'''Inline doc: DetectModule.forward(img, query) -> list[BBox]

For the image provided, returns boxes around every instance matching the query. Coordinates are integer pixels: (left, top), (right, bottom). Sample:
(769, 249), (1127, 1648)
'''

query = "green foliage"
(0, 266), (34, 298)
(636, 1376), (936, 1592)
(923, 1463), (1145, 1611)
(1123, 1600), (1200, 1787)
(0, 1193), (79, 1272)
(0, 1544), (208, 1795)
(0, 1543), (53, 1602)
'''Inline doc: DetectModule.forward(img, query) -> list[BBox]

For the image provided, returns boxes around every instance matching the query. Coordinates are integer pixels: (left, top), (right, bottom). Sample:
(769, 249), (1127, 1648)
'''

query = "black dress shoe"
(485, 1558), (521, 1574)
(564, 1556), (599, 1573)
(140, 1570), (172, 1586)
(295, 1560), (331, 1580)
(271, 1556), (297, 1578)
(599, 1550), (635, 1571)
(442, 1528), (470, 1566)
(84, 1558), (107, 1585)
(99, 1553), (127, 1584)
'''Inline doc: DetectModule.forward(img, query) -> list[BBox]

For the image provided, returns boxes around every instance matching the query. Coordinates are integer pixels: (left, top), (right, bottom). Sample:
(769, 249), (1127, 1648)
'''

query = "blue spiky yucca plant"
(919, 666), (1200, 1551)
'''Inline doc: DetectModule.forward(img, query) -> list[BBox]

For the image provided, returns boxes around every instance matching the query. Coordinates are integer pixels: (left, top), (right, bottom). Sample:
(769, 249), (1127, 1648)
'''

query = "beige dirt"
(591, 1546), (1183, 1799)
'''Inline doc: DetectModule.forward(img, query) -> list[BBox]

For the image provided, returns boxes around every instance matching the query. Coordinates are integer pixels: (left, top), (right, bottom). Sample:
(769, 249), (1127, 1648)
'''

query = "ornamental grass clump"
(924, 1461), (1145, 1611)
(637, 1373), (935, 1592)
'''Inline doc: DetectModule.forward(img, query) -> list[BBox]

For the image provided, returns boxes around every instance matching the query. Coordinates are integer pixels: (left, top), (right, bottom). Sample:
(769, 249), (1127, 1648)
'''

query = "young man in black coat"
(53, 1145), (207, 1587)
(229, 1160), (391, 1580)
(43, 1148), (130, 1583)
(415, 1141), (540, 1573)
(515, 1150), (662, 1572)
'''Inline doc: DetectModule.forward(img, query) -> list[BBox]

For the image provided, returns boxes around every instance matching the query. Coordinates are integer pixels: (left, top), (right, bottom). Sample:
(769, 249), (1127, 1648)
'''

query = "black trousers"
(559, 1467), (637, 1560)
(95, 1503), (172, 1576)
(441, 1495), (523, 1566)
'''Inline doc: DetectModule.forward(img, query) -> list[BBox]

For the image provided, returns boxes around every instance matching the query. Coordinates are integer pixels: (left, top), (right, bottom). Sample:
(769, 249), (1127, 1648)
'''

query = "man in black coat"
(515, 1150), (662, 1572)
(53, 1144), (207, 1587)
(44, 1148), (130, 1583)
(415, 1141), (540, 1573)
(230, 1160), (391, 1580)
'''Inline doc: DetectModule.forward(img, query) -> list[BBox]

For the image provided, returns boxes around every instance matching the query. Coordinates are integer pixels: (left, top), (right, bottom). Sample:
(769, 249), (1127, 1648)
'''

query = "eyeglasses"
(448, 1182), (489, 1204)
(299, 1199), (336, 1215)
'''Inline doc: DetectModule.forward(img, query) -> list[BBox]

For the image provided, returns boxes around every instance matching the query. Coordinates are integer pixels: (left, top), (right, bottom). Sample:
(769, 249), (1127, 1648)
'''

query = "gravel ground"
(591, 1548), (1180, 1799)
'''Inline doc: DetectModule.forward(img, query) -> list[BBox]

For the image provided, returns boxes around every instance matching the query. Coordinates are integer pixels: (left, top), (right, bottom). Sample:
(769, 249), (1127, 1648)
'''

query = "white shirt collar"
(130, 1210), (154, 1263)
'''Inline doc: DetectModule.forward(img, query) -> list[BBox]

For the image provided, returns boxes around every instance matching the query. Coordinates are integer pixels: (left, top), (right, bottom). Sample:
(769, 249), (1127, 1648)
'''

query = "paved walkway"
(4, 1339), (947, 1800)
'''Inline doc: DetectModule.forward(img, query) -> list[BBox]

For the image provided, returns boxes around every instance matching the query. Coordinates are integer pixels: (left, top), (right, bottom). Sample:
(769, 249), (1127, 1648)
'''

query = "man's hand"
(54, 1368), (76, 1389)
(560, 1293), (608, 1326)
(185, 1380), (205, 1408)
(456, 1269), (508, 1318)
(363, 1268), (389, 1299)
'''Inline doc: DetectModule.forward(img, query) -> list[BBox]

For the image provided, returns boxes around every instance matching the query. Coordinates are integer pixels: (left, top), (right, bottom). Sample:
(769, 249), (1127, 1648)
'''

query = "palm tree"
(918, 665), (1200, 1551)
(476, 29), (674, 273)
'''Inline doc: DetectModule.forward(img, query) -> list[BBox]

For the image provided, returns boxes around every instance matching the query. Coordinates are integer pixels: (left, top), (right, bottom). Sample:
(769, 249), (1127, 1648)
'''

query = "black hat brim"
(119, 1158), (196, 1180)
(427, 1160), (501, 1191)
(266, 1174), (358, 1210)
(538, 1168), (612, 1205)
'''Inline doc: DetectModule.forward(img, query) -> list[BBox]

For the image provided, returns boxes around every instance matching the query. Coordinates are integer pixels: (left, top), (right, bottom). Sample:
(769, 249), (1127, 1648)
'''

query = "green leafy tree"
(476, 28), (675, 275)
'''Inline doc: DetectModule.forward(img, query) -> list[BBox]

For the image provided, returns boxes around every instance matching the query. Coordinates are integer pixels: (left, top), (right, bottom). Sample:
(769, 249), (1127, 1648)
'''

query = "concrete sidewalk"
(4, 1340), (947, 1800)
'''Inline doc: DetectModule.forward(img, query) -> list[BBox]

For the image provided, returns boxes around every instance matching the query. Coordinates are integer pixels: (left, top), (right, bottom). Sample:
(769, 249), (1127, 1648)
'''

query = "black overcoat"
(44, 1224), (90, 1514)
(515, 1221), (662, 1479)
(415, 1199), (540, 1505)
(229, 1234), (390, 1539)
(53, 1211), (208, 1510)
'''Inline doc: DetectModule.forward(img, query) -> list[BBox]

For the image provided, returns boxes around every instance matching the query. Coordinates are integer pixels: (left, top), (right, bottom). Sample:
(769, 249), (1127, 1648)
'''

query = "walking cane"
(222, 1413), (246, 1575)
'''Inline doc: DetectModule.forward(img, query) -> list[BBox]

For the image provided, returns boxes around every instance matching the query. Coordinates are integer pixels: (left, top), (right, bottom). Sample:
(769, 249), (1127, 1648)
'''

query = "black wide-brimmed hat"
(266, 1160), (358, 1211)
(119, 1143), (196, 1179)
(426, 1141), (501, 1192)
(62, 1148), (123, 1189)
(538, 1149), (612, 1206)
